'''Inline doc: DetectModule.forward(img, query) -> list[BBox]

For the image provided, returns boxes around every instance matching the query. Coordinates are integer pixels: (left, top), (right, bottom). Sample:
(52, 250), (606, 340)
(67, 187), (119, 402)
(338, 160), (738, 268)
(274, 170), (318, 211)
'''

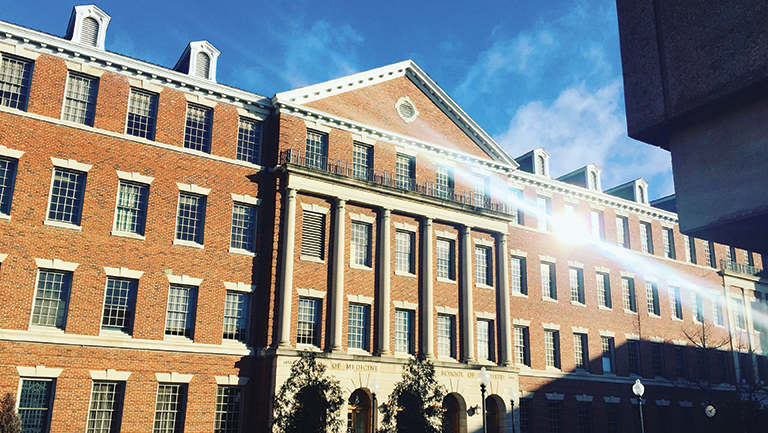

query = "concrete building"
(0, 5), (766, 433)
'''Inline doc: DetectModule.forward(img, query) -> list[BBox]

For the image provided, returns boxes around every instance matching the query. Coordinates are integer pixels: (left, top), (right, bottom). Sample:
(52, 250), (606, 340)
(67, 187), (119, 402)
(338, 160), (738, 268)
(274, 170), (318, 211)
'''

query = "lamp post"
(510, 389), (517, 433)
(371, 379), (379, 433)
(632, 379), (645, 433)
(478, 367), (490, 433)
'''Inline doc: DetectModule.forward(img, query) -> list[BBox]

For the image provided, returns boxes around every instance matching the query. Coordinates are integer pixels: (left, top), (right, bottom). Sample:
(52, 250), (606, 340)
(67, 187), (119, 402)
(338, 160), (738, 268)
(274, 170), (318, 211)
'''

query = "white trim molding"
(604, 396), (621, 404)
(393, 300), (418, 310)
(0, 145), (24, 159)
(104, 267), (144, 279)
(594, 266), (611, 273)
(116, 170), (154, 184)
(513, 319), (532, 326)
(215, 375), (249, 386)
(567, 261), (584, 268)
(473, 238), (494, 247)
(297, 288), (326, 299)
(231, 193), (261, 206)
(35, 258), (79, 272)
(176, 182), (211, 196)
(599, 330), (616, 337)
(166, 274), (203, 286)
(350, 213), (376, 224)
(90, 369), (131, 381)
(394, 222), (418, 232)
(51, 157), (92, 172)
(304, 120), (332, 133)
(575, 394), (594, 402)
(224, 282), (256, 293)
(509, 249), (527, 257)
(155, 372), (193, 383)
(572, 326), (589, 334)
(300, 203), (330, 214)
(546, 393), (565, 401)
(475, 311), (496, 320)
(539, 255), (556, 263)
(542, 323), (561, 330)
(348, 294), (374, 304)
(436, 306), (459, 315)
(16, 366), (63, 378)
(0, 254), (7, 263)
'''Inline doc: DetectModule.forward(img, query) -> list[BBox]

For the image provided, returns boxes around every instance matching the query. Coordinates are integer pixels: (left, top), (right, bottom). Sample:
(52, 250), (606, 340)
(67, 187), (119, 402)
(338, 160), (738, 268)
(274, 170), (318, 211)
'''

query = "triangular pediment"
(274, 61), (517, 167)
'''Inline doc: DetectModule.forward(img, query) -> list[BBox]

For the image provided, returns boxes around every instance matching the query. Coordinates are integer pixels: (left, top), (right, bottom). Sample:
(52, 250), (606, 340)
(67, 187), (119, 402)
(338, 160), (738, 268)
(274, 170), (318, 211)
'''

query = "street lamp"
(478, 367), (490, 433)
(371, 379), (379, 433)
(632, 379), (645, 433)
(510, 389), (517, 433)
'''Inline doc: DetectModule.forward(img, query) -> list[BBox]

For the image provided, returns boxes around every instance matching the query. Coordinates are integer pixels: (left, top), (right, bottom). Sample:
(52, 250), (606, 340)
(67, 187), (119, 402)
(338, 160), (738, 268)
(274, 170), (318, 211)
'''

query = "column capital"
(336, 197), (348, 205)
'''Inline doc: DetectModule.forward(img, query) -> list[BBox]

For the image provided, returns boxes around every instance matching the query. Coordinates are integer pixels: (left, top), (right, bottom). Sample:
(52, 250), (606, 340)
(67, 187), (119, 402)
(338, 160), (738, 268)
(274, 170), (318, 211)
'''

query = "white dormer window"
(173, 41), (221, 82)
(587, 165), (602, 191)
(532, 148), (550, 177)
(536, 155), (546, 175)
(65, 5), (111, 50)
(637, 185), (646, 204)
(589, 171), (598, 190)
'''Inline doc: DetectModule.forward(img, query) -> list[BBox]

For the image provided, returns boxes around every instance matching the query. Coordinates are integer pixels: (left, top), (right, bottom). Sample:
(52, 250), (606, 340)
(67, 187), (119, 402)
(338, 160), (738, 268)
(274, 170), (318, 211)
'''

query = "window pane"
(48, 169), (86, 225)
(184, 104), (212, 153)
(348, 304), (368, 350)
(176, 193), (206, 244)
(236, 118), (261, 164)
(297, 298), (320, 346)
(351, 223), (371, 267)
(223, 292), (249, 342)
(231, 203), (257, 252)
(305, 131), (327, 169)
(63, 73), (98, 125)
(395, 231), (414, 273)
(114, 182), (148, 235)
(437, 314), (454, 358)
(0, 157), (18, 215)
(436, 239), (453, 280)
(165, 285), (196, 338)
(395, 309), (412, 354)
(475, 247), (490, 286)
(215, 386), (242, 433)
(395, 155), (414, 190)
(32, 270), (71, 328)
(18, 379), (53, 433)
(0, 54), (33, 110)
(102, 278), (137, 333)
(352, 143), (372, 180)
(87, 382), (123, 433)
(154, 384), (185, 433)
(126, 89), (157, 140)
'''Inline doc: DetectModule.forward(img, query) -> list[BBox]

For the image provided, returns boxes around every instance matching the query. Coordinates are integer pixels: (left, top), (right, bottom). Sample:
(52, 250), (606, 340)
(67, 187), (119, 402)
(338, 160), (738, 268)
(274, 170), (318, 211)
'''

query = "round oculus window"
(395, 97), (418, 123)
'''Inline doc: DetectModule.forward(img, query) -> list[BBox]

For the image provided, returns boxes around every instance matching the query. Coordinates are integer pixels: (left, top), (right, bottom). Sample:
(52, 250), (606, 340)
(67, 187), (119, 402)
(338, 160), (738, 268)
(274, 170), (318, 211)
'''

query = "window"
(726, 246), (735, 262)
(719, 351), (730, 383)
(657, 406), (670, 433)
(395, 154), (415, 190)
(596, 273), (611, 308)
(351, 222), (372, 267)
(545, 330), (560, 369)
(547, 401), (564, 433)
(395, 309), (414, 354)
(475, 246), (491, 286)
(662, 228), (675, 259)
(569, 267), (585, 304)
(652, 342), (666, 377)
(184, 104), (212, 153)
(563, 203), (576, 217)
(214, 386), (242, 433)
(0, 54), (32, 110)
(541, 263), (556, 300)
(87, 381), (124, 433)
(230, 203), (257, 253)
(733, 298), (746, 330)
(63, 73), (98, 125)
(297, 297), (321, 346)
(352, 143), (372, 181)
(81, 17), (99, 46)
(744, 250), (754, 267)
(573, 333), (588, 371)
(301, 211), (325, 260)
(627, 340), (641, 375)
(395, 230), (414, 274)
(519, 399), (533, 433)
(236, 118), (261, 164)
(348, 304), (369, 351)
(114, 181), (148, 235)
(472, 175), (489, 207)
(622, 277), (636, 312)
(684, 235), (696, 264)
(696, 348), (710, 382)
(740, 352), (754, 384)
(606, 403), (620, 433)
(305, 130), (328, 169)
(223, 291), (249, 342)
(435, 238), (455, 280)
(435, 166), (453, 199)
(514, 326), (531, 366)
(616, 216), (629, 248)
(509, 188), (524, 225)
(510, 256), (527, 295)
(48, 169), (87, 225)
(477, 319), (494, 361)
(126, 89), (157, 140)
(165, 285), (196, 338)
(713, 294), (725, 326)
(577, 401), (593, 433)
(691, 291), (703, 323)
(18, 379), (54, 433)
(640, 222), (653, 254)
(32, 270), (72, 329)
(437, 314), (455, 358)
(175, 193), (206, 245)
(591, 210), (604, 241)
(703, 241), (715, 267)
(669, 286), (682, 320)
(602, 336), (615, 374)
(646, 281), (660, 316)
(675, 346), (688, 380)
(154, 384), (186, 433)
(101, 278), (137, 334)
(0, 156), (18, 215)
(536, 155), (547, 176)
(536, 195), (551, 231)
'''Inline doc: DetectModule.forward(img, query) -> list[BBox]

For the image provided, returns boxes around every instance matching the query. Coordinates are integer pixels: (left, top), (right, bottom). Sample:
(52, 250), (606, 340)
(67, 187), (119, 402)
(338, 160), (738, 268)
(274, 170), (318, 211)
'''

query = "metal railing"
(281, 148), (510, 213)
(720, 259), (764, 277)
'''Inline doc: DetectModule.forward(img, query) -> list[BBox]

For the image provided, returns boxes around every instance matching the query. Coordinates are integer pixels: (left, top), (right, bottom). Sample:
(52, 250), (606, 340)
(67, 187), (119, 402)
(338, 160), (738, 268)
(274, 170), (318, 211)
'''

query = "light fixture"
(478, 367), (490, 433)
(633, 379), (645, 433)
(371, 379), (379, 397)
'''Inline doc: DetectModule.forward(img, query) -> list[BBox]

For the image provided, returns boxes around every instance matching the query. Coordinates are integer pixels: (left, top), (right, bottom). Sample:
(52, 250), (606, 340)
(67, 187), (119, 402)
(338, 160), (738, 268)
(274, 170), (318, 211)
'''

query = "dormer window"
(637, 185), (646, 204)
(536, 155), (546, 175)
(589, 172), (598, 190)
(173, 41), (221, 82)
(65, 5), (111, 50)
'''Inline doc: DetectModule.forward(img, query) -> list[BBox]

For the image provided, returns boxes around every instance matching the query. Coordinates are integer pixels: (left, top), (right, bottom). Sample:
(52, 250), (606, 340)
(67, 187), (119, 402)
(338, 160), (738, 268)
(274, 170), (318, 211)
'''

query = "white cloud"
(279, 20), (364, 89)
(495, 81), (674, 197)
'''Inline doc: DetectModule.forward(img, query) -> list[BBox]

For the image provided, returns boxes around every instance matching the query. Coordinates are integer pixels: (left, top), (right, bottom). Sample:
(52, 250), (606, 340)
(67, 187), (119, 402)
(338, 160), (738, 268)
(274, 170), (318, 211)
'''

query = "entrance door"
(347, 389), (371, 433)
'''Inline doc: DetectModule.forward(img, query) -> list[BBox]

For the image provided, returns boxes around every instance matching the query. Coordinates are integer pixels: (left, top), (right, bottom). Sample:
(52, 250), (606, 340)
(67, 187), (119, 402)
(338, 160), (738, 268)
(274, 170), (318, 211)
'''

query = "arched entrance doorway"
(293, 385), (325, 433)
(485, 394), (507, 433)
(442, 392), (468, 433)
(347, 388), (372, 433)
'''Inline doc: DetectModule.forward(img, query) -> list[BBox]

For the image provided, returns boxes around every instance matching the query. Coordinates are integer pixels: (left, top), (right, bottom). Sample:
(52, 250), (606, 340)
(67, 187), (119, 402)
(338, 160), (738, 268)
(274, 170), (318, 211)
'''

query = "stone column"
(421, 217), (434, 359)
(461, 225), (475, 362)
(377, 208), (392, 355)
(497, 233), (514, 366)
(330, 198), (346, 352)
(277, 188), (298, 348)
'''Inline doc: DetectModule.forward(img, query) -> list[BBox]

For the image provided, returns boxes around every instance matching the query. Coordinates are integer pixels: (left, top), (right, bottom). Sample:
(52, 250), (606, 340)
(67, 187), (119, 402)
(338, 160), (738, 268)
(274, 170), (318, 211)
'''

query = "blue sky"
(5, 0), (673, 199)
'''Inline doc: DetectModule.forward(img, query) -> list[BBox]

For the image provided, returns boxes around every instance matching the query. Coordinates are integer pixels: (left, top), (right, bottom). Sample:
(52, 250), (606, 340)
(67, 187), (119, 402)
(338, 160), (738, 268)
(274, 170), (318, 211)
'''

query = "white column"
(497, 233), (513, 366)
(461, 225), (475, 362)
(330, 198), (346, 352)
(277, 188), (298, 348)
(421, 217), (434, 359)
(377, 208), (392, 355)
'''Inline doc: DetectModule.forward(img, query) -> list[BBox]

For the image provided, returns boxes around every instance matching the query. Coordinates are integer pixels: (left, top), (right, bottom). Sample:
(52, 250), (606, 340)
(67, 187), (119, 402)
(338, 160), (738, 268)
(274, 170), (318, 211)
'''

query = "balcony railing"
(281, 149), (510, 213)
(721, 259), (764, 277)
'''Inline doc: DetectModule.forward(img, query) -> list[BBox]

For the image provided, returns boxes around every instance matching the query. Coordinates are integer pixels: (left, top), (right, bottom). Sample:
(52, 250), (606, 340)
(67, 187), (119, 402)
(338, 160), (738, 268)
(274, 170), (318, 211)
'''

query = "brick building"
(0, 5), (766, 433)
